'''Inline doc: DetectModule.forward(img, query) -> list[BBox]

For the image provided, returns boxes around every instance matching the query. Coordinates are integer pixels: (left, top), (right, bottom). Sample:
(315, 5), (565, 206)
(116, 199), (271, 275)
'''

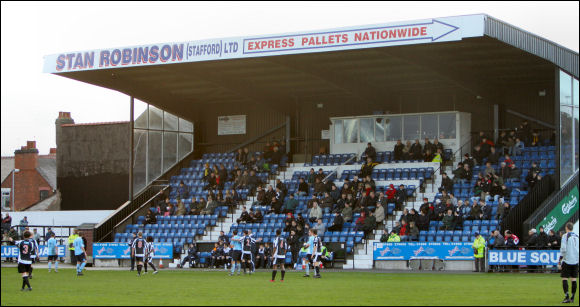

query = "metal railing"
(500, 175), (556, 239)
(3, 225), (76, 245)
(322, 154), (357, 183)
(523, 171), (579, 234)
(94, 184), (168, 243)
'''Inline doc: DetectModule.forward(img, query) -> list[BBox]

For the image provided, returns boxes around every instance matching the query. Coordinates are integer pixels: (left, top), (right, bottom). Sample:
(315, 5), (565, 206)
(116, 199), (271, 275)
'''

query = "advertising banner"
(1, 245), (66, 258)
(373, 242), (474, 260)
(536, 186), (579, 233)
(218, 115), (246, 135)
(488, 249), (560, 265)
(92, 243), (173, 259)
(44, 15), (485, 73)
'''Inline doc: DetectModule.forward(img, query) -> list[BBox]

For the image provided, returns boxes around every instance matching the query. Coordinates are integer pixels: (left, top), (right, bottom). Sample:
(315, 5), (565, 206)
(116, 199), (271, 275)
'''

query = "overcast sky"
(1, 1), (578, 156)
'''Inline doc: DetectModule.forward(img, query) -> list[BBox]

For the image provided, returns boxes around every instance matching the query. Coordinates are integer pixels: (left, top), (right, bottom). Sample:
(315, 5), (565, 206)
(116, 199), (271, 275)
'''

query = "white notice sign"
(218, 115), (246, 135)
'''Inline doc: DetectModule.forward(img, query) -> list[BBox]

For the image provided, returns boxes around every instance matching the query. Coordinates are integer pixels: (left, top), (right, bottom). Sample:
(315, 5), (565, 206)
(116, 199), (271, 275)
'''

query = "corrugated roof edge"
(61, 121), (129, 127)
(484, 15), (579, 78)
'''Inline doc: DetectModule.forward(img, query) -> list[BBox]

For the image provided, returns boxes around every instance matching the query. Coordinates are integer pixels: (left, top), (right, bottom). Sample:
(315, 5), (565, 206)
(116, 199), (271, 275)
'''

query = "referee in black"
(559, 222), (578, 304)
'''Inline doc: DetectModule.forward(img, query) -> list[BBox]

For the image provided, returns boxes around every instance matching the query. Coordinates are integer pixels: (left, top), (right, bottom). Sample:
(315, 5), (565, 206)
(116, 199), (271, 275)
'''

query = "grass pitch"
(0, 268), (570, 306)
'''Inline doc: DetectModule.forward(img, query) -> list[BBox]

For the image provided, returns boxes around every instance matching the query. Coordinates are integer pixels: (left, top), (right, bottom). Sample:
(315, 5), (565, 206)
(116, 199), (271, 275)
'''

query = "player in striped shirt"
(241, 230), (255, 275)
(270, 229), (287, 282)
(311, 229), (323, 278)
(10, 230), (36, 291)
(143, 236), (158, 275)
(131, 232), (147, 276)
(27, 236), (39, 279)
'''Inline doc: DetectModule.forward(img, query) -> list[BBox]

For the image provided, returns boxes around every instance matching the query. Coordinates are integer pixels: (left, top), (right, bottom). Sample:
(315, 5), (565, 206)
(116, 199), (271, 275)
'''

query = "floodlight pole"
(129, 96), (134, 204)
(12, 169), (20, 211)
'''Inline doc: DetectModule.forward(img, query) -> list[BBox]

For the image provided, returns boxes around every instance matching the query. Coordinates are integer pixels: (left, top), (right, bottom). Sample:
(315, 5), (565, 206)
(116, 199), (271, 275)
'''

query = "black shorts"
(306, 254), (313, 264)
(561, 262), (579, 278)
(48, 255), (58, 261)
(272, 256), (285, 265)
(75, 254), (86, 263)
(135, 256), (144, 262)
(312, 254), (320, 263)
(232, 251), (242, 261)
(242, 253), (252, 262)
(18, 263), (32, 274)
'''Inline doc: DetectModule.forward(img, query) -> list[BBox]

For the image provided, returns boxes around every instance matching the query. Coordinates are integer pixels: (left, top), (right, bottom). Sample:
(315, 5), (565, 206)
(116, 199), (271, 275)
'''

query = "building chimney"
(14, 141), (39, 170)
(55, 111), (74, 150)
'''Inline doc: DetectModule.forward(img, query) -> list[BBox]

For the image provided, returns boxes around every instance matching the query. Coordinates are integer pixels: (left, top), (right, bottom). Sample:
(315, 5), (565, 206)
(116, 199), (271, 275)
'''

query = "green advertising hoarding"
(536, 186), (579, 233)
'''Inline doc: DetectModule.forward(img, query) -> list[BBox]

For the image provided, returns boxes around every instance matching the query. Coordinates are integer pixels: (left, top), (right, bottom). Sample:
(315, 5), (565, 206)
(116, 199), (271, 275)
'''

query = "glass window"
(560, 71), (573, 106)
(438, 113), (456, 139)
(133, 129), (148, 193)
(385, 116), (402, 141)
(148, 131), (163, 182)
(148, 105), (163, 130)
(573, 78), (579, 171)
(163, 132), (178, 172)
(359, 118), (374, 143)
(134, 109), (148, 129)
(334, 120), (343, 144)
(574, 79), (579, 107)
(179, 133), (193, 161)
(403, 115), (420, 141)
(420, 114), (438, 140)
(343, 119), (358, 143)
(374, 118), (385, 142)
(179, 118), (193, 133)
(164, 112), (178, 132)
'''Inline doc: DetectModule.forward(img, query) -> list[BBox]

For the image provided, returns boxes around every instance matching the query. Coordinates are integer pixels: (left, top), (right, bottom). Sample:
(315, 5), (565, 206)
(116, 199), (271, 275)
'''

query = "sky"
(1, 1), (578, 156)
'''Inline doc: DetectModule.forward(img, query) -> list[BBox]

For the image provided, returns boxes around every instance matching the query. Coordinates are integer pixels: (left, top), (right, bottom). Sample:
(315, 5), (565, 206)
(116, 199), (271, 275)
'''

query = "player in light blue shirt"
(47, 233), (58, 273)
(559, 222), (579, 303)
(230, 230), (243, 276)
(302, 234), (315, 277)
(73, 231), (87, 276)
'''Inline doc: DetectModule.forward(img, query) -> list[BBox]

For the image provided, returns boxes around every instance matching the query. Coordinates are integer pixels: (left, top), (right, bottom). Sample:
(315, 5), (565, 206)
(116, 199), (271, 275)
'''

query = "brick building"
(1, 141), (57, 211)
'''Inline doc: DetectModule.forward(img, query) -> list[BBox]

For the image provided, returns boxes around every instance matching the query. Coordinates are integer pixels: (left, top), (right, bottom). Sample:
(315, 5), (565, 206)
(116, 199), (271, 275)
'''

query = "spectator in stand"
(180, 242), (199, 268)
(479, 200), (492, 220)
(399, 219), (409, 241)
(236, 206), (251, 224)
(483, 162), (496, 177)
(295, 213), (306, 229)
(296, 177), (308, 196)
(497, 131), (509, 154)
(314, 178), (326, 195)
(362, 142), (377, 162)
(201, 196), (218, 215)
(320, 192), (334, 210)
(363, 211), (376, 238)
(282, 194), (298, 214)
(175, 199), (186, 216)
(314, 168), (326, 182)
(393, 140), (404, 161)
(470, 200), (482, 220)
(328, 213), (344, 231)
(526, 170), (541, 190)
(480, 137), (494, 158)
(510, 137), (524, 156)
(380, 229), (390, 242)
(508, 163), (522, 180)
(145, 210), (157, 224)
(537, 226), (549, 249)
(2, 213), (12, 234)
(354, 211), (367, 233)
(269, 196), (282, 214)
(504, 230), (520, 248)
(402, 141), (412, 160)
(309, 202), (322, 223)
(472, 145), (485, 165)
(439, 172), (454, 193)
(441, 209), (455, 230)
(44, 227), (55, 243)
(489, 230), (505, 249)
(432, 149), (443, 166)
(423, 149), (434, 162)
(19, 216), (29, 237)
(374, 203), (385, 224)
(342, 203), (353, 223)
(388, 230), (401, 242)
(247, 170), (261, 195)
(416, 209), (430, 231)
(408, 221), (419, 241)
(547, 229), (561, 249)
(218, 164), (229, 184)
(433, 139), (444, 154)
(409, 139), (423, 160)
(452, 163), (466, 183)
(423, 138), (436, 157)
(386, 184), (397, 205)
(313, 219), (326, 235)
(456, 200), (471, 221)
(463, 153), (475, 171)
(359, 157), (379, 179)
(270, 146), (283, 166)
(487, 146), (500, 164)
(530, 131), (541, 147)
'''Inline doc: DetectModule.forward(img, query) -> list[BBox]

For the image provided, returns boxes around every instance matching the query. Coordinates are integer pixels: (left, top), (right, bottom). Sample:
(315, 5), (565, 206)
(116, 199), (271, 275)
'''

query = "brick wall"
(1, 171), (53, 211)
(78, 228), (94, 256)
